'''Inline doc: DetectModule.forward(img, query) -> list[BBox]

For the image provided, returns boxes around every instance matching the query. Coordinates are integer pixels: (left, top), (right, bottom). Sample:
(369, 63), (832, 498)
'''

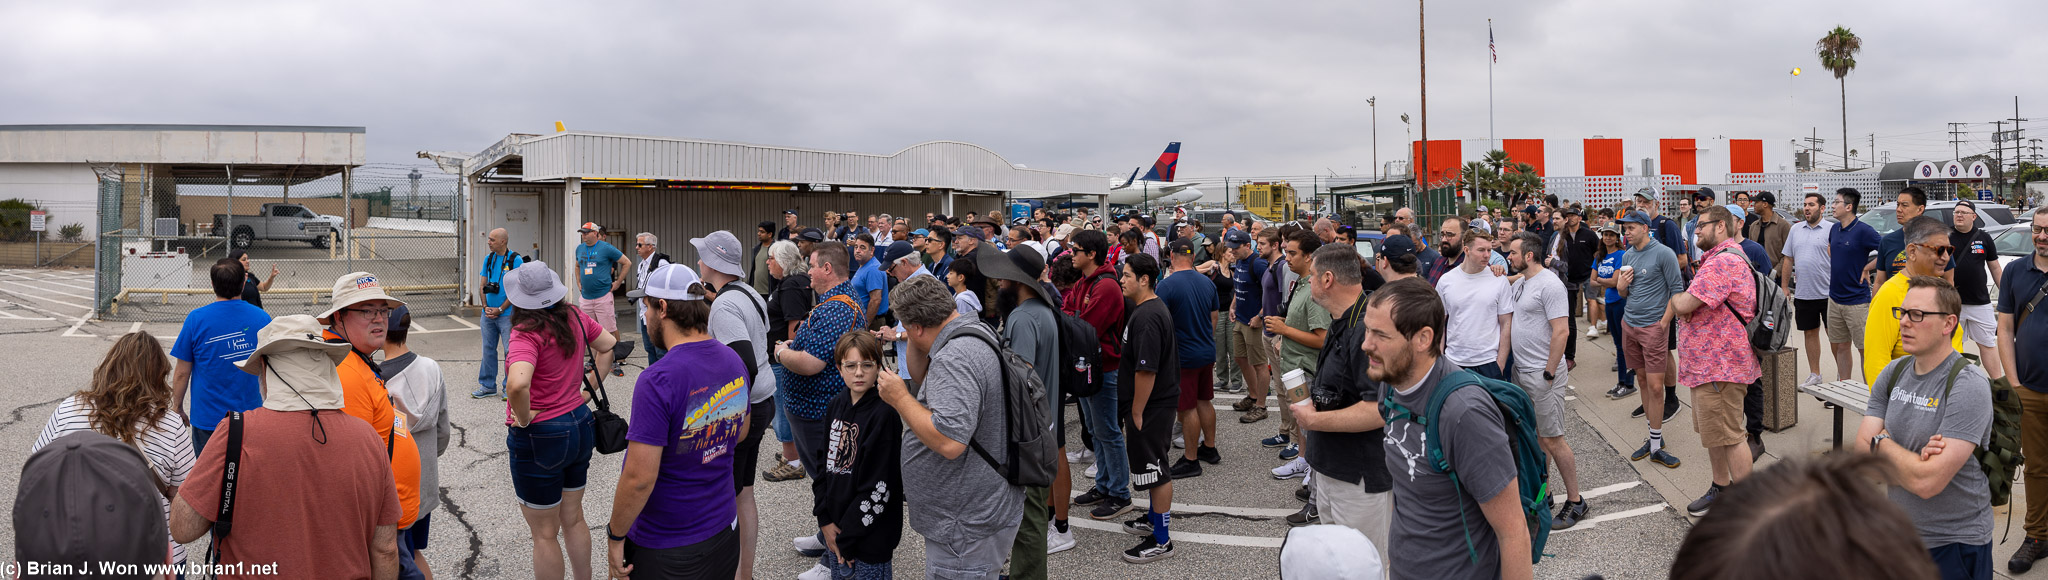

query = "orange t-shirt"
(326, 330), (423, 530)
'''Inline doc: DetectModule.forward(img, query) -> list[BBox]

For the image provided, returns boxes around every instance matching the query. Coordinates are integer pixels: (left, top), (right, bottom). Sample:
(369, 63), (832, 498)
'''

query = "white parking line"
(0, 286), (90, 311)
(1066, 518), (1283, 548)
(0, 271), (93, 291)
(444, 315), (479, 330)
(1131, 499), (1301, 518)
(0, 310), (55, 321)
(1549, 503), (1670, 533)
(0, 297), (82, 320)
(1577, 481), (1641, 501)
(0, 280), (95, 302)
(62, 317), (93, 338)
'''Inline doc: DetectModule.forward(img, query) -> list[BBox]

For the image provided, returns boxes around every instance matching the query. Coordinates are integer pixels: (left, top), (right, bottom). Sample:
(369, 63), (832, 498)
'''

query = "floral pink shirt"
(1677, 239), (1762, 388)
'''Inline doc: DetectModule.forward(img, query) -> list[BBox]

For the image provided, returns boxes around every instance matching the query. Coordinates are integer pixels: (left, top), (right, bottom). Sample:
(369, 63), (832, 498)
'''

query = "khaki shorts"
(1230, 320), (1272, 367)
(578, 294), (619, 332)
(1514, 369), (1569, 438)
(1825, 300), (1868, 344)
(1692, 381), (1748, 448)
(1621, 324), (1670, 375)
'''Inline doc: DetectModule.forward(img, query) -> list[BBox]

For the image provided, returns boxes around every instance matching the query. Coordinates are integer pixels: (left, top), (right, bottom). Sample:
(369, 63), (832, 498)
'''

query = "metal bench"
(1798, 379), (1871, 450)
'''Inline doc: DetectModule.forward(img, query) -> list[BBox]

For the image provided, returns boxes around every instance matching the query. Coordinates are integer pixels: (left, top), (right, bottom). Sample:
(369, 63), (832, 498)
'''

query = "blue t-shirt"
(1597, 250), (1626, 303)
(623, 339), (750, 549)
(1740, 239), (1772, 274)
(1828, 220), (1882, 304)
(1156, 269), (1219, 368)
(171, 300), (272, 431)
(576, 241), (625, 300)
(1650, 215), (1689, 263)
(1231, 254), (1268, 325)
(852, 256), (890, 316)
(1877, 230), (1906, 277)
(481, 251), (526, 308)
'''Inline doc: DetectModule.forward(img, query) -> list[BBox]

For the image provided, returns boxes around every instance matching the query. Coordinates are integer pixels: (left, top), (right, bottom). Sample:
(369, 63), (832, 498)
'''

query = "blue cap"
(954, 225), (986, 241)
(911, 228), (930, 237)
(1380, 235), (1418, 261)
(880, 240), (917, 265)
(1616, 211), (1653, 225)
(1724, 204), (1747, 221)
(1223, 228), (1252, 248)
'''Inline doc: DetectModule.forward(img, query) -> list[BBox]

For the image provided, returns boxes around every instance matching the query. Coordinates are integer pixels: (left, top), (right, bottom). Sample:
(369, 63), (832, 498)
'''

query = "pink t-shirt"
(1677, 239), (1763, 389)
(506, 308), (602, 425)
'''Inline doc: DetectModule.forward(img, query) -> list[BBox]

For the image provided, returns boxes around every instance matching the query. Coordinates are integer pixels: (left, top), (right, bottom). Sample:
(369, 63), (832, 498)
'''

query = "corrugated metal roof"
(0, 125), (366, 165)
(482, 132), (1106, 195)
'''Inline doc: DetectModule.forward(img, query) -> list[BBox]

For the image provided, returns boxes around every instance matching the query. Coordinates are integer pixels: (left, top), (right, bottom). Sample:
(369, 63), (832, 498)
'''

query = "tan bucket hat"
(234, 315), (351, 412)
(317, 271), (406, 324)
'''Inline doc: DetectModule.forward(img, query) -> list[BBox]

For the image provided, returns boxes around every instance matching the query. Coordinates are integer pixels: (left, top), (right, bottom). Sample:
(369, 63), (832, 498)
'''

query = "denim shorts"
(507, 405), (595, 510)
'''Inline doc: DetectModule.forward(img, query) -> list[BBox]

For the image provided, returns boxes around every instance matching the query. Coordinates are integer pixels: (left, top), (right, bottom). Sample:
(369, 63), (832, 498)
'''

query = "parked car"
(1857, 200), (2015, 234)
(213, 203), (342, 248)
(1150, 208), (1270, 241)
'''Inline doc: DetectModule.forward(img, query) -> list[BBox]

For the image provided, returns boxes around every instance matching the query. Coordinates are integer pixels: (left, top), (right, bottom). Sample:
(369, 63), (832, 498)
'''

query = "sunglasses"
(1910, 243), (1953, 258)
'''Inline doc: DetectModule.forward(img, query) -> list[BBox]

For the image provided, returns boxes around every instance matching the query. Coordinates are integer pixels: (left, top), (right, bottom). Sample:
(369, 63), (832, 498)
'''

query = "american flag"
(1489, 21), (1497, 63)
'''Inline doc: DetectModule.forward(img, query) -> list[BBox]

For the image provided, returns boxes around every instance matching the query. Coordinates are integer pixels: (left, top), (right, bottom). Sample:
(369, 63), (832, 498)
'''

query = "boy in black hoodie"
(815, 331), (903, 579)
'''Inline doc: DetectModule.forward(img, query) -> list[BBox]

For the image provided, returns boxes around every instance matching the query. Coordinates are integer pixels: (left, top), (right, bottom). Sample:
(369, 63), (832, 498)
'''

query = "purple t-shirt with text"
(623, 339), (751, 549)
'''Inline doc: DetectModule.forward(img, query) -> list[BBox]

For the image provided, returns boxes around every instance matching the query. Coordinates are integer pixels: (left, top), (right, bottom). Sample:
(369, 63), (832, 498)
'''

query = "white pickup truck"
(213, 203), (343, 248)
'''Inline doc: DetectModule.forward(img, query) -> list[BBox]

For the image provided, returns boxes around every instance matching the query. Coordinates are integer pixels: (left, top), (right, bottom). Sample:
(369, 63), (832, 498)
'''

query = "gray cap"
(690, 230), (746, 278)
(14, 431), (168, 571)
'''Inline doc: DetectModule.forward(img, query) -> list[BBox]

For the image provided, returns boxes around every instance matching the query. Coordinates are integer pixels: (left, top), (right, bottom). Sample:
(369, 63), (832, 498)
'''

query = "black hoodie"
(812, 389), (904, 564)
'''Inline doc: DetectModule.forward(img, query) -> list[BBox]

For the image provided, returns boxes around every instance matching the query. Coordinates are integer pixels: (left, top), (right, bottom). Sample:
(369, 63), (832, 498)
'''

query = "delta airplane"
(1022, 142), (1205, 207)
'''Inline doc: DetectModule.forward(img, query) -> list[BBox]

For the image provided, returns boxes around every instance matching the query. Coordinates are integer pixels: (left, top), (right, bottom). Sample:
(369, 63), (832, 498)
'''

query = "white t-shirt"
(1435, 266), (1513, 368)
(1782, 218), (1836, 301)
(1511, 268), (1571, 372)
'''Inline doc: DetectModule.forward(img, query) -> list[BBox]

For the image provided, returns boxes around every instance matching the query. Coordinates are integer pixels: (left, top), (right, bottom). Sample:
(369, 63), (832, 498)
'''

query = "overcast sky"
(6, 0), (2046, 183)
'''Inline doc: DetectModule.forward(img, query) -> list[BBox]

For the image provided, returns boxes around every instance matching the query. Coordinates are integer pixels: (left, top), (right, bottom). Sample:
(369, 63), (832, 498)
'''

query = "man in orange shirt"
(320, 271), (426, 580)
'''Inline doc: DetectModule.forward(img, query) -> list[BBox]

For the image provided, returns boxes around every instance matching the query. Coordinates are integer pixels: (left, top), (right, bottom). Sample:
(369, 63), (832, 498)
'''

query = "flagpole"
(1488, 18), (1495, 151)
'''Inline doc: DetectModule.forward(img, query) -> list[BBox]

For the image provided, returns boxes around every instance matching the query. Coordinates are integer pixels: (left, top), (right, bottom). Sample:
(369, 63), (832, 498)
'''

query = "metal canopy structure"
(0, 124), (366, 182)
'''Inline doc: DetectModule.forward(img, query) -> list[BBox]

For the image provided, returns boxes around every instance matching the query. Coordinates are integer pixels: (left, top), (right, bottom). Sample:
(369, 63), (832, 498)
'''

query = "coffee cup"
(1281, 369), (1310, 404)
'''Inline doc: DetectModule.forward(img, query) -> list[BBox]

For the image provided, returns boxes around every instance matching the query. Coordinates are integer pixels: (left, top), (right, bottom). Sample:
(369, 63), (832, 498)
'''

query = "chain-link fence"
(90, 165), (465, 322)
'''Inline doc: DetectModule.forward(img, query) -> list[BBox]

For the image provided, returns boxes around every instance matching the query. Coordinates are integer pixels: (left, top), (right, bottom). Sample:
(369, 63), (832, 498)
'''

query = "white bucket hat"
(317, 272), (405, 324)
(234, 315), (351, 412)
(504, 261), (568, 310)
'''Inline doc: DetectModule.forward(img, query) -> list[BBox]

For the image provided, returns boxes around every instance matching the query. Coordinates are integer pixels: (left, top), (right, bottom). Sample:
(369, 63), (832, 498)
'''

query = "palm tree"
(1481, 149), (1512, 175)
(1817, 26), (1861, 170)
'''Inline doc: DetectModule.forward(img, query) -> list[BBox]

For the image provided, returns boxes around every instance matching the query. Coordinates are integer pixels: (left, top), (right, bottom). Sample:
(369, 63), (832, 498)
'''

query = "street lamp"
(1369, 96), (1378, 180)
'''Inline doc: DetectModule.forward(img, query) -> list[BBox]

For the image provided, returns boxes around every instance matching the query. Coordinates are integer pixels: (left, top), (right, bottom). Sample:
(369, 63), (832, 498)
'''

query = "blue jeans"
(640, 319), (668, 366)
(1462, 361), (1506, 381)
(191, 427), (213, 459)
(771, 363), (795, 444)
(1081, 369), (1130, 500)
(396, 524), (425, 580)
(1929, 542), (1992, 580)
(479, 309), (514, 390)
(507, 405), (595, 510)
(1606, 300), (1634, 387)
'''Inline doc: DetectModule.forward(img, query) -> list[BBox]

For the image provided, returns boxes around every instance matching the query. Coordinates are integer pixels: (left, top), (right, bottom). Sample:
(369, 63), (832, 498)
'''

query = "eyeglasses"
(1911, 243), (1954, 258)
(1891, 307), (1954, 322)
(838, 361), (879, 372)
(635, 243), (653, 247)
(346, 307), (393, 320)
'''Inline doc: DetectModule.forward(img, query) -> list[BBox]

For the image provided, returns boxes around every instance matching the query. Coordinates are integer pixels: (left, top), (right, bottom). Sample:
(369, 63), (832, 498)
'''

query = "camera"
(483, 281), (501, 294)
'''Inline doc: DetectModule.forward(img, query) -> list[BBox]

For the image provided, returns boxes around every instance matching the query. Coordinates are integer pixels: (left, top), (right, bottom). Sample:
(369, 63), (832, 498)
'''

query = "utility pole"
(1418, 0), (1428, 202)
(2008, 97), (2027, 198)
(1369, 96), (1379, 181)
(1949, 122), (1968, 162)
(1804, 128), (1826, 168)
(1869, 134), (1876, 169)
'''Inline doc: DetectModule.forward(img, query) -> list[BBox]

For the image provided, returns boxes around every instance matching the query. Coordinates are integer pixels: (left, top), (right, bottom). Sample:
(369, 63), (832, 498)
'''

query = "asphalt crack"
(437, 487), (487, 580)
(466, 450), (508, 469)
(0, 396), (66, 432)
(1170, 511), (1272, 523)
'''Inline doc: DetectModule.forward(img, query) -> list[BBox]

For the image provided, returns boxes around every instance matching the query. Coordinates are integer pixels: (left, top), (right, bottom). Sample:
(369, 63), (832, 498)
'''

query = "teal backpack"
(1381, 369), (1552, 565)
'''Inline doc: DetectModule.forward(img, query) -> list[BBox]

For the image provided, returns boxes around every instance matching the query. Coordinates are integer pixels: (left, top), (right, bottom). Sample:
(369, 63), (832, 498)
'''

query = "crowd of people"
(17, 188), (2048, 580)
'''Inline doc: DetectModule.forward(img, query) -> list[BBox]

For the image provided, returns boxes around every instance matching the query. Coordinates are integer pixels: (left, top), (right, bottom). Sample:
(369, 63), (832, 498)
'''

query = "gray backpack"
(936, 321), (1058, 488)
(1712, 247), (1792, 352)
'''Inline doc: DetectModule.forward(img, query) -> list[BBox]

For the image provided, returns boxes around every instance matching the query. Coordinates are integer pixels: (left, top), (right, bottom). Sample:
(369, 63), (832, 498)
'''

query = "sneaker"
(1630, 439), (1654, 461)
(1261, 433), (1292, 448)
(1802, 373), (1825, 387)
(1586, 327), (1601, 339)
(1748, 433), (1766, 461)
(1169, 458), (1204, 479)
(1687, 484), (1723, 517)
(794, 534), (826, 558)
(1196, 445), (1221, 465)
(1649, 448), (1683, 469)
(1606, 384), (1637, 400)
(1047, 523), (1076, 555)
(1089, 497), (1133, 520)
(1278, 443), (1300, 461)
(1085, 463), (1098, 478)
(1662, 391), (1681, 422)
(1067, 448), (1095, 464)
(1631, 404), (1646, 419)
(1296, 484), (1312, 502)
(1285, 503), (1319, 526)
(1172, 434), (1185, 449)
(1121, 516), (1153, 536)
(2010, 537), (2048, 573)
(796, 562), (831, 580)
(1123, 538), (1176, 563)
(1272, 457), (1310, 480)
(1072, 489), (1110, 506)
(763, 462), (806, 482)
(1553, 500), (1589, 530)
(1240, 406), (1269, 423)
(1567, 359), (1577, 372)
(1232, 397), (1258, 412)
(611, 362), (625, 377)
(469, 385), (498, 399)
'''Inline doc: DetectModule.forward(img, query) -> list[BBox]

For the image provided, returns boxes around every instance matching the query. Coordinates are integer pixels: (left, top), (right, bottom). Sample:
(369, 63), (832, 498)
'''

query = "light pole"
(1369, 96), (1379, 180)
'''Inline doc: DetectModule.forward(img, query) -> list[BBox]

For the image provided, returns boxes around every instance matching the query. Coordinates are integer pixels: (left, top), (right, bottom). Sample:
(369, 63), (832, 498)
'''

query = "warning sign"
(28, 210), (45, 232)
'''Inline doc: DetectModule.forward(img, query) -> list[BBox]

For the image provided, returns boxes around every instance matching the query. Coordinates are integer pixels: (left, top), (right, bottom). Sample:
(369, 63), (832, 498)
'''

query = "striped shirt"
(33, 395), (194, 564)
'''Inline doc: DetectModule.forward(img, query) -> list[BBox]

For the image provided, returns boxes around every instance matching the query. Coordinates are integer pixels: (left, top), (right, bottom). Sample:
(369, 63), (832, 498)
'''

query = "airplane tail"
(1139, 142), (1180, 182)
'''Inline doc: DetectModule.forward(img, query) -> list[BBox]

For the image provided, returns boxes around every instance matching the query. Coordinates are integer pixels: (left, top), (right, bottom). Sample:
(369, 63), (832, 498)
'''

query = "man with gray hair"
(877, 274), (1024, 578)
(634, 232), (673, 365)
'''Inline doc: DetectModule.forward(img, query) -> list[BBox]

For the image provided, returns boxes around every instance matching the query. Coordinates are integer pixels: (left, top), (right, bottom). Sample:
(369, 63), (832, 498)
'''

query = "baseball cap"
(627, 263), (707, 301)
(1617, 210), (1653, 225)
(318, 271), (406, 324)
(911, 228), (930, 237)
(880, 240), (917, 265)
(578, 221), (603, 233)
(1598, 224), (1622, 236)
(954, 225), (986, 241)
(798, 228), (826, 243)
(782, 209), (798, 216)
(1223, 228), (1252, 248)
(1692, 190), (1714, 202)
(1956, 199), (1979, 212)
(1754, 191), (1778, 206)
(1168, 238), (1196, 256)
(689, 230), (746, 277)
(1633, 187), (1656, 201)
(1725, 204), (1747, 221)
(1380, 234), (1418, 261)
(1562, 206), (1583, 217)
(16, 431), (169, 571)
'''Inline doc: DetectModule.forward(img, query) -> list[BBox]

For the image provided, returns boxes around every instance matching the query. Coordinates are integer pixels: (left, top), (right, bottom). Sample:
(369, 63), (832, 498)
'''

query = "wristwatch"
(1543, 370), (1555, 382)
(1871, 433), (1891, 453)
(607, 524), (629, 542)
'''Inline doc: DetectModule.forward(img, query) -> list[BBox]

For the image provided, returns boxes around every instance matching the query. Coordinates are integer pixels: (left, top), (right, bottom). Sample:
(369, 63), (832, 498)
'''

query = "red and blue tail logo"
(1140, 142), (1180, 182)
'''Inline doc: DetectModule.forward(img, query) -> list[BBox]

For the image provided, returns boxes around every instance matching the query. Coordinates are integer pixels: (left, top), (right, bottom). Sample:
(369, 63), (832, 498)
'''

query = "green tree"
(1817, 26), (1862, 170)
(0, 198), (44, 242)
(1482, 149), (1513, 174)
(1457, 161), (1498, 204)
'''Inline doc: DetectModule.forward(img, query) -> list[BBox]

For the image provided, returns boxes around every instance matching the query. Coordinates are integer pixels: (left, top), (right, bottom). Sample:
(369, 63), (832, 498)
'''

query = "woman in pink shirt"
(502, 261), (618, 580)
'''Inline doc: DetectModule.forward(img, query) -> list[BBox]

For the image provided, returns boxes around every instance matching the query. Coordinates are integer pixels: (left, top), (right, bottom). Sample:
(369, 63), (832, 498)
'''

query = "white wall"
(0, 163), (99, 236)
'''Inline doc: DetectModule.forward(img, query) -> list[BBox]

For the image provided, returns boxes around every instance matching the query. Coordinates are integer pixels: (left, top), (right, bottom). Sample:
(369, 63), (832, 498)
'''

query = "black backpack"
(1055, 309), (1104, 398)
(936, 321), (1058, 488)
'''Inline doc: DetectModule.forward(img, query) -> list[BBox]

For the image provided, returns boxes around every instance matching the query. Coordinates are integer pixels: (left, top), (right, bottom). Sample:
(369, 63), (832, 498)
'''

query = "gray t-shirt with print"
(901, 316), (1024, 543)
(709, 283), (777, 403)
(1511, 268), (1570, 372)
(1866, 353), (1993, 546)
(1383, 358), (1518, 580)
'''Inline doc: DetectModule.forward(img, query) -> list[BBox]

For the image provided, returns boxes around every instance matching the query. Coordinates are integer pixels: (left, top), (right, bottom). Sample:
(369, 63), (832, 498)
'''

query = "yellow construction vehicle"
(1238, 181), (1298, 222)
